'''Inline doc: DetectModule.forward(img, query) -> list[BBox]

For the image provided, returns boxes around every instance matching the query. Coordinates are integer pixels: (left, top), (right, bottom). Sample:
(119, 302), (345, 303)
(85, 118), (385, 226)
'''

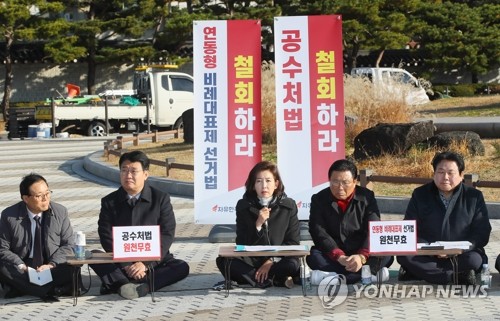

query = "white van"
(351, 67), (430, 105)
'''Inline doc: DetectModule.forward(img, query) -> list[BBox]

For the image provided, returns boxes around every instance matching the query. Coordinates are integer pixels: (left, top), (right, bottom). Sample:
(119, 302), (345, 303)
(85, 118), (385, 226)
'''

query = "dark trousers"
(0, 263), (73, 298)
(90, 258), (189, 292)
(306, 247), (394, 284)
(397, 250), (483, 284)
(216, 256), (300, 285)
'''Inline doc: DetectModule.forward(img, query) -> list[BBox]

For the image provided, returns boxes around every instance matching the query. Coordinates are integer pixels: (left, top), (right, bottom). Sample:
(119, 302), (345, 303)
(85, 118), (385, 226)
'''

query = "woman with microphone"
(215, 161), (301, 289)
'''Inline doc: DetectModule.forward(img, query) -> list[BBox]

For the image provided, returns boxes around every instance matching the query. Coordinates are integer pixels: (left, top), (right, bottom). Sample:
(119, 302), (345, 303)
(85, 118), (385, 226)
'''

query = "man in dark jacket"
(397, 151), (491, 285)
(307, 159), (392, 284)
(90, 151), (189, 299)
(0, 174), (74, 301)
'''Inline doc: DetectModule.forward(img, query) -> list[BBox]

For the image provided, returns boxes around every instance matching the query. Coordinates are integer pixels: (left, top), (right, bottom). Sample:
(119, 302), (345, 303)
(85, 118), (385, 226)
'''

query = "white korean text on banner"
(193, 20), (262, 224)
(274, 15), (345, 220)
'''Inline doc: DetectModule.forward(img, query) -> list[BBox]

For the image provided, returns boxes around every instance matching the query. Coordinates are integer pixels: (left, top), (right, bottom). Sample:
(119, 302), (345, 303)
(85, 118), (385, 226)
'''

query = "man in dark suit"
(90, 151), (189, 300)
(0, 174), (75, 302)
(397, 151), (491, 285)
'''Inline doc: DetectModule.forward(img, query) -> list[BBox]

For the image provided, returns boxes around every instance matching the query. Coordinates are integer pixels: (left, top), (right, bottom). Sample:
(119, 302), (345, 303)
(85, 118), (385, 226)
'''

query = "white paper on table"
(28, 267), (53, 286)
(234, 245), (309, 252)
(417, 241), (472, 250)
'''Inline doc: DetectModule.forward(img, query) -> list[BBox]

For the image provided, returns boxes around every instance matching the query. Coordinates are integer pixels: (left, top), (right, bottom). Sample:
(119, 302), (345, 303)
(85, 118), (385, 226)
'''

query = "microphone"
(259, 197), (271, 228)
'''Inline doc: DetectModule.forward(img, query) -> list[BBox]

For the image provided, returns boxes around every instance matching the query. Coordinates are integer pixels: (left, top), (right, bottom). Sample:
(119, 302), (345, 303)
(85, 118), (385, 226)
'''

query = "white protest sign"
(112, 225), (161, 261)
(369, 220), (417, 254)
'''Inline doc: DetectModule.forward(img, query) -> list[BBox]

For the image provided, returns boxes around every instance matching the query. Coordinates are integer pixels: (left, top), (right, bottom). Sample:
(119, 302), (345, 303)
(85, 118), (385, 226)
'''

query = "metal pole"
(146, 93), (151, 134)
(51, 97), (56, 138)
(104, 95), (109, 136)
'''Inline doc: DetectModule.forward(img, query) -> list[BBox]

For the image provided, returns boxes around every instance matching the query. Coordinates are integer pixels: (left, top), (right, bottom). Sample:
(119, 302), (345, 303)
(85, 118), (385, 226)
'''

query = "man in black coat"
(307, 159), (392, 284)
(397, 151), (491, 285)
(90, 151), (189, 299)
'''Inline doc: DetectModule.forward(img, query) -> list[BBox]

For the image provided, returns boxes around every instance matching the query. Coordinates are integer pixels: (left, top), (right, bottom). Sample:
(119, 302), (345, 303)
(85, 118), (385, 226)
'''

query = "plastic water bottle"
(301, 265), (312, 291)
(361, 265), (372, 285)
(480, 264), (490, 289)
(74, 231), (86, 260)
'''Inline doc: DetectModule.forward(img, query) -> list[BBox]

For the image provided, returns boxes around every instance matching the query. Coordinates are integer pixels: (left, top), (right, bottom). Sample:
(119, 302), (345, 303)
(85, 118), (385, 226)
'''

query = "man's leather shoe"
(398, 266), (419, 281)
(42, 295), (60, 303)
(53, 284), (73, 297)
(458, 270), (476, 286)
(3, 285), (22, 299)
(256, 279), (273, 289)
(100, 284), (114, 295)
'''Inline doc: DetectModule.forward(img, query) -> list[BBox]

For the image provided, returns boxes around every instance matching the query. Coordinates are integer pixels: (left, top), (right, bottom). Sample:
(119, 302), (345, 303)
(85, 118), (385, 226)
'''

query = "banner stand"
(208, 222), (311, 243)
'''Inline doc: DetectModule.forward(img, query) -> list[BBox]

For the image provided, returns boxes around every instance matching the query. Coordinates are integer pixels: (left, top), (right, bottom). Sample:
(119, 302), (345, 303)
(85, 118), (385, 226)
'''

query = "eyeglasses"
(120, 168), (143, 176)
(435, 170), (459, 177)
(330, 180), (354, 188)
(30, 191), (52, 200)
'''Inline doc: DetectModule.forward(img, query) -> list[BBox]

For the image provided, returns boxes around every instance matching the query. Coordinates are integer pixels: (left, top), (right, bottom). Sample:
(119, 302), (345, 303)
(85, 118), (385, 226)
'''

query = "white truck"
(33, 65), (194, 136)
(350, 67), (430, 105)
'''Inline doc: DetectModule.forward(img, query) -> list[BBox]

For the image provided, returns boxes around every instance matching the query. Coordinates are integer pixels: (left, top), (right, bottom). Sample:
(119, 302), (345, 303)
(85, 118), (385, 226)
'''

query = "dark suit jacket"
(98, 182), (176, 267)
(405, 181), (491, 252)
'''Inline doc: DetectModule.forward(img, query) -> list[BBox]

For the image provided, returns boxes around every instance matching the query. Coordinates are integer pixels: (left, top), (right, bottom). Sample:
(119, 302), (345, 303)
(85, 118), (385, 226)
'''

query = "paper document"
(28, 267), (53, 286)
(234, 245), (309, 252)
(417, 241), (472, 250)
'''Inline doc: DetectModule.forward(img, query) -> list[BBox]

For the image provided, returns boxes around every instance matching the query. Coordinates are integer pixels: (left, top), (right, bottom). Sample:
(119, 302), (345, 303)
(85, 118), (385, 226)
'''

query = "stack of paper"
(234, 245), (309, 252)
(417, 241), (472, 250)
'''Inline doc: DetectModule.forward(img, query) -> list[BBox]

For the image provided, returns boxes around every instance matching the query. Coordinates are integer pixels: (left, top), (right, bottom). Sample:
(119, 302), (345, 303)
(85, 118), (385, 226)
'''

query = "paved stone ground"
(0, 138), (500, 321)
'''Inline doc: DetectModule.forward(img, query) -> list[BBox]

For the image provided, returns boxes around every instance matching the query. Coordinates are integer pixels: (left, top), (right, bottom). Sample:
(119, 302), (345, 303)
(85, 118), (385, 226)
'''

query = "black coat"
(235, 195), (300, 247)
(234, 194), (300, 267)
(405, 182), (491, 252)
(98, 182), (176, 266)
(308, 186), (380, 255)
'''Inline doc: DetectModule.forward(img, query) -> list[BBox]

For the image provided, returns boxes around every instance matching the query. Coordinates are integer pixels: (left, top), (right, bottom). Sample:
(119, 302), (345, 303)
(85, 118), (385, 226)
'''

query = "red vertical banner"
(308, 15), (345, 187)
(275, 15), (344, 219)
(227, 20), (262, 190)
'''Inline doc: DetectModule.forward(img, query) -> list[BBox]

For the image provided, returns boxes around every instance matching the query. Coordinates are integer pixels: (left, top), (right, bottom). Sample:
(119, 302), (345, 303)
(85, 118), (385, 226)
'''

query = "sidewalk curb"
(83, 151), (194, 198)
(83, 150), (499, 218)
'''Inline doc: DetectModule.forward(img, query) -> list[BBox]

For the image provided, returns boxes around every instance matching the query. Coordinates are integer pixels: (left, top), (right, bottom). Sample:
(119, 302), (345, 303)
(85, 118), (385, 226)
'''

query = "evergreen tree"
(281, 0), (420, 71)
(0, 1), (64, 121)
(411, 1), (500, 83)
(44, 0), (159, 94)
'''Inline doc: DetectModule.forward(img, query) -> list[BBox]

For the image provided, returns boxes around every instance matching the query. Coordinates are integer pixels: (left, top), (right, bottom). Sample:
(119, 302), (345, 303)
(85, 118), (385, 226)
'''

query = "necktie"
(32, 216), (43, 268)
(128, 197), (137, 208)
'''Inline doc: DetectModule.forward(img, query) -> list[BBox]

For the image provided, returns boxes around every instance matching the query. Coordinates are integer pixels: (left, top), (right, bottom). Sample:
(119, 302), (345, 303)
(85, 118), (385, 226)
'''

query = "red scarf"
(336, 191), (355, 212)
